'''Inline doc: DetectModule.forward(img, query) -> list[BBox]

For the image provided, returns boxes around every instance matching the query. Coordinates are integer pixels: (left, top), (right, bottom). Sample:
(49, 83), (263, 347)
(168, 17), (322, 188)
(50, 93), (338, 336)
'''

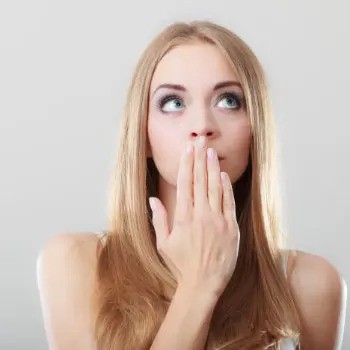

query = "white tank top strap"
(96, 230), (108, 246)
(282, 249), (289, 278)
(280, 337), (298, 349)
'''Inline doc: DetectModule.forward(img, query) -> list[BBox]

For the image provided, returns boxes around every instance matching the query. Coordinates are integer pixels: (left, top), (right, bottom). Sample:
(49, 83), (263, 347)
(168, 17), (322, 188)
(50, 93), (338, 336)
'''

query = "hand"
(149, 136), (240, 298)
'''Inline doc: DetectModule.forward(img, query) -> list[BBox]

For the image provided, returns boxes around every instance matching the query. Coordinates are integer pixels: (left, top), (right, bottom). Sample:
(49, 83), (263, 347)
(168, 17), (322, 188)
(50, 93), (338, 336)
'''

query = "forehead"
(150, 43), (240, 92)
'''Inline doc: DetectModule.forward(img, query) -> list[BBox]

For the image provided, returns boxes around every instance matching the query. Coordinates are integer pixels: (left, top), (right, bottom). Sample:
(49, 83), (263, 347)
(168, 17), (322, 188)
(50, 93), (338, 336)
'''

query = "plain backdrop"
(0, 0), (348, 349)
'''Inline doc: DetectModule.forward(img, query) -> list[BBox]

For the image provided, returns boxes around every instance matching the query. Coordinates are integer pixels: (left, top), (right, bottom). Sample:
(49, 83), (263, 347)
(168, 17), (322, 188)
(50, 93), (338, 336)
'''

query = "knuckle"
(192, 212), (203, 224)
(174, 212), (191, 226)
(193, 213), (208, 228)
(194, 202), (209, 216)
(223, 197), (231, 207)
(175, 200), (192, 216)
(208, 184), (221, 196)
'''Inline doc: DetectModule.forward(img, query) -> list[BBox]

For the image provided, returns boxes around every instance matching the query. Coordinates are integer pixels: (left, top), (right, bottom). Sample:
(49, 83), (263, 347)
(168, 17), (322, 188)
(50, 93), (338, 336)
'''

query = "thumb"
(149, 197), (170, 250)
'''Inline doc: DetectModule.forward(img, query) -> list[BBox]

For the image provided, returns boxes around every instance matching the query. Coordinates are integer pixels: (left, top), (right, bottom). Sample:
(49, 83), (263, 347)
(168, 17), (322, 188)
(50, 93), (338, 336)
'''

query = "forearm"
(150, 284), (218, 350)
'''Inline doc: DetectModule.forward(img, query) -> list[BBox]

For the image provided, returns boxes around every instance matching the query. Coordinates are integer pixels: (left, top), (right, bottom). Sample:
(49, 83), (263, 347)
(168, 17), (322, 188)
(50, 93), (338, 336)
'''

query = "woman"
(37, 20), (347, 349)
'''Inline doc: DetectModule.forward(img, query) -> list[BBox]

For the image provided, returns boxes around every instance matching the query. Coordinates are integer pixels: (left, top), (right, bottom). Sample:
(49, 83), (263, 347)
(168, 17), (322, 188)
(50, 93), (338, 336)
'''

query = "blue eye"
(217, 92), (243, 109)
(157, 94), (184, 112)
(156, 92), (245, 113)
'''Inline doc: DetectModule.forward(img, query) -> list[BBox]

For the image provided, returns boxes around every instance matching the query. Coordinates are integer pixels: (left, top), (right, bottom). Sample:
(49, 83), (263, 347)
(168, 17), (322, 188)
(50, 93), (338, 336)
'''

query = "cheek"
(224, 120), (251, 180)
(221, 116), (251, 156)
(147, 119), (180, 180)
(232, 118), (251, 150)
(238, 125), (251, 152)
(148, 119), (172, 157)
(148, 112), (185, 155)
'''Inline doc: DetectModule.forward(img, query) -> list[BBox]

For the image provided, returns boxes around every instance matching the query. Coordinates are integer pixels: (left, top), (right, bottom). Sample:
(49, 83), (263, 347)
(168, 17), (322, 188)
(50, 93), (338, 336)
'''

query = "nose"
(189, 111), (218, 141)
(191, 130), (213, 139)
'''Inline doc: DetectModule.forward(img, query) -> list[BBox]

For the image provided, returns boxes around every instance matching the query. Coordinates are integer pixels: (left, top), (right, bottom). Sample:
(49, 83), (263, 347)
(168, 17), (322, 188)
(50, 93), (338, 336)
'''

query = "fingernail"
(149, 197), (156, 211)
(207, 148), (215, 159)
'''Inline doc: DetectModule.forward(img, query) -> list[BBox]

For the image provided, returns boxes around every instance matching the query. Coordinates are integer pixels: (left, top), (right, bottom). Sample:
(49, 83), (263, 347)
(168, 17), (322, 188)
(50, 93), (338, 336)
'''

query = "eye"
(217, 92), (243, 110)
(157, 94), (184, 112)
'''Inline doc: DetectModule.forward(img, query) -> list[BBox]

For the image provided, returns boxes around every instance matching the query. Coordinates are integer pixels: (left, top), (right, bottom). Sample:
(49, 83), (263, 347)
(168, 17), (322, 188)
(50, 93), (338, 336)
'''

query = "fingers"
(174, 141), (194, 221)
(221, 172), (237, 225)
(207, 147), (223, 213)
(194, 136), (208, 211)
(174, 136), (232, 223)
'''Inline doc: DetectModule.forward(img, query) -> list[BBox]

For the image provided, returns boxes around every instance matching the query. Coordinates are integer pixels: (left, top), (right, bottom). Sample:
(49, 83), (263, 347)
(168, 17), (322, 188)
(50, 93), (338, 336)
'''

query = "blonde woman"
(37, 20), (347, 349)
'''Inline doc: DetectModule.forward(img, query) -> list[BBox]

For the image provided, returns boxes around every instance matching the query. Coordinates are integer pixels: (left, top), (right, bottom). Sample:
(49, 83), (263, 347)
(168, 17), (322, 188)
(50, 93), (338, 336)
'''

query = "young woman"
(37, 20), (347, 349)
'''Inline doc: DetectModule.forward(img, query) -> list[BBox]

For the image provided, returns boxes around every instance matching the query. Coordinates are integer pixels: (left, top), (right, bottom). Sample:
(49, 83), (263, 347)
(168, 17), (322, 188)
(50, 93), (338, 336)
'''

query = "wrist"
(175, 282), (220, 309)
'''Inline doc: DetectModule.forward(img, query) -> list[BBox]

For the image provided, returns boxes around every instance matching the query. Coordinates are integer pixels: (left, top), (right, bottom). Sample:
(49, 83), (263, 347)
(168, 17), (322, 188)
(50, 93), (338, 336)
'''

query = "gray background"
(0, 0), (348, 349)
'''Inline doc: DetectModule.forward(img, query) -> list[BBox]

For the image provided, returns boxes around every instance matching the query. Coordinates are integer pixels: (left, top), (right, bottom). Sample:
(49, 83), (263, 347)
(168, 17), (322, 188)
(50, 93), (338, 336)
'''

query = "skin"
(36, 42), (346, 350)
(146, 42), (347, 349)
(147, 42), (251, 231)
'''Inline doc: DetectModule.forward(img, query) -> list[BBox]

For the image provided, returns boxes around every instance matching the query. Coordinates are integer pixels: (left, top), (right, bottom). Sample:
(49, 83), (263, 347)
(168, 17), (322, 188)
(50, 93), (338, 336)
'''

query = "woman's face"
(147, 42), (251, 188)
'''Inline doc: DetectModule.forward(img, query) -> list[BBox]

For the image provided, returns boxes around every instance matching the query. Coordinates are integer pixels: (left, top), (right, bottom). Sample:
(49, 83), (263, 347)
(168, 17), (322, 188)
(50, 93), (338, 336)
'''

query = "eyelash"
(156, 92), (245, 112)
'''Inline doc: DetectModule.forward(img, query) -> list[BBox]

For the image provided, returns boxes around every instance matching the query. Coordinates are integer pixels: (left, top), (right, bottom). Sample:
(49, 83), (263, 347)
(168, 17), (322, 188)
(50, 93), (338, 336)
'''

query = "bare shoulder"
(36, 232), (103, 350)
(285, 249), (347, 350)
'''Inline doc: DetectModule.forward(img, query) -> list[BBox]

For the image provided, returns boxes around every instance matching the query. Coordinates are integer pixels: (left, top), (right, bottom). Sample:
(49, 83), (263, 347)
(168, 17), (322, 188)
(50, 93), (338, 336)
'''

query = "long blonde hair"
(94, 20), (301, 349)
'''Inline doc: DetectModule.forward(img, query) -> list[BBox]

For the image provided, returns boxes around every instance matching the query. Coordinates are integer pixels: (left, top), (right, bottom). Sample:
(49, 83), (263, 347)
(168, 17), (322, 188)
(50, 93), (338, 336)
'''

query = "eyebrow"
(151, 80), (243, 98)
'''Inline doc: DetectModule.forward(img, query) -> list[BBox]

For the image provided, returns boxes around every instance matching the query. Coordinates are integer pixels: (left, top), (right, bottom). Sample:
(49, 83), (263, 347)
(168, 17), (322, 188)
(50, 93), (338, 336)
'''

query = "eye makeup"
(156, 91), (246, 113)
(156, 94), (182, 110)
(216, 92), (245, 109)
